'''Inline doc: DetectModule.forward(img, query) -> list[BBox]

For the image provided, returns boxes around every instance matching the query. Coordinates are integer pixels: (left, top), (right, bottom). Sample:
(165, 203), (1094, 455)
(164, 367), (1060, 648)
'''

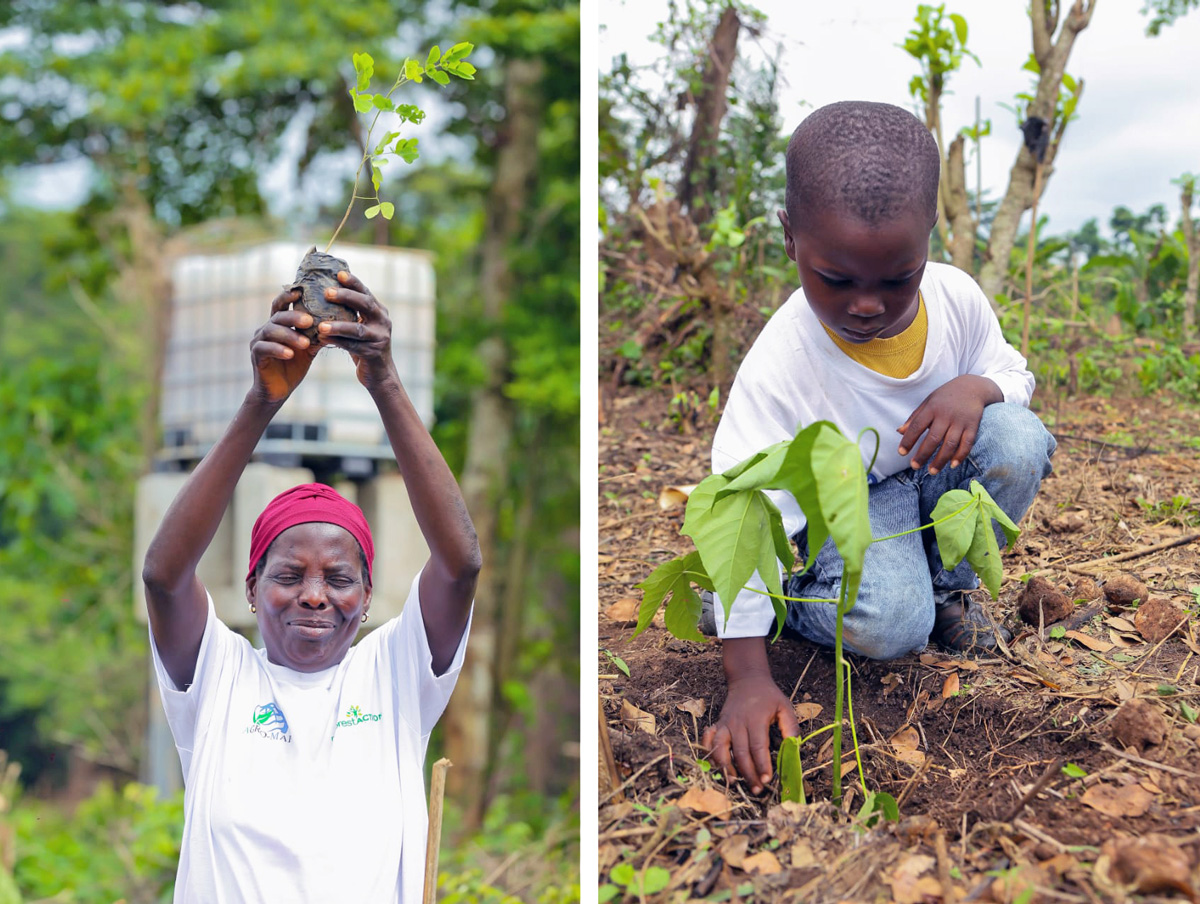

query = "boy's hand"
(702, 638), (799, 794)
(897, 375), (1003, 475)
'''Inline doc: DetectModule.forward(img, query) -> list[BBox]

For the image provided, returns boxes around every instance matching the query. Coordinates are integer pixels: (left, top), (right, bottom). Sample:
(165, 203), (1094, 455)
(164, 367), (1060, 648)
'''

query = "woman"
(142, 270), (481, 902)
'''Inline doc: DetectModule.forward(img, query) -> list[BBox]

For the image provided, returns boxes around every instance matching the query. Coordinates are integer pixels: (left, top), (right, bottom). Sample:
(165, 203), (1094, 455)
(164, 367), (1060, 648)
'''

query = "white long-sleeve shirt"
(711, 262), (1033, 638)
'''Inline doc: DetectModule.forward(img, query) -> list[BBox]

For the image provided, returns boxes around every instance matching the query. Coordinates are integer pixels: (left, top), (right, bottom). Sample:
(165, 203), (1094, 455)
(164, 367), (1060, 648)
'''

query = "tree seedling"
(637, 420), (1018, 806)
(291, 44), (477, 336)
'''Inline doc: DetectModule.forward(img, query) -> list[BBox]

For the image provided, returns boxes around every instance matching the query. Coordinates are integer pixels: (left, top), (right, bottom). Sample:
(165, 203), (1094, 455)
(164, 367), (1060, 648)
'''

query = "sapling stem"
(830, 580), (849, 805)
(844, 661), (870, 797)
(871, 497), (976, 544)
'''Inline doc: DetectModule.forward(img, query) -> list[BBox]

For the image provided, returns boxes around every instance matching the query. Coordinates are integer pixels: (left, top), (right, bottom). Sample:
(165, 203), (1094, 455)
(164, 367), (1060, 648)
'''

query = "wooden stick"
(1061, 530), (1200, 574)
(423, 758), (452, 904)
(598, 696), (625, 803)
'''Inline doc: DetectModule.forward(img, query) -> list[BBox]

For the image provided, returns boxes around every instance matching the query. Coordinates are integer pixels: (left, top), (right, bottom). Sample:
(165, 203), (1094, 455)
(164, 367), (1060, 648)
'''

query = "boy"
(700, 102), (1056, 793)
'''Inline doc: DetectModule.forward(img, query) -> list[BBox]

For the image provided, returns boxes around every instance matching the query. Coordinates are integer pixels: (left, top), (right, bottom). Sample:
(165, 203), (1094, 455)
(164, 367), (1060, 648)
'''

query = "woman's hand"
(250, 288), (320, 404)
(897, 375), (1003, 475)
(314, 270), (399, 392)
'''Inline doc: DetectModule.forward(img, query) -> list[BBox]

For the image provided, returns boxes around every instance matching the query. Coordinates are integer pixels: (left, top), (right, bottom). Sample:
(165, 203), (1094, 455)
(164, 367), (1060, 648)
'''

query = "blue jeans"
(783, 403), (1056, 659)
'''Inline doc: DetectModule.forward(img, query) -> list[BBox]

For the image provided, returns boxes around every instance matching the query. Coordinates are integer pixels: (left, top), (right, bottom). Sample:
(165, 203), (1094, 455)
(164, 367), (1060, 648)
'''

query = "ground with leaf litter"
(598, 386), (1200, 902)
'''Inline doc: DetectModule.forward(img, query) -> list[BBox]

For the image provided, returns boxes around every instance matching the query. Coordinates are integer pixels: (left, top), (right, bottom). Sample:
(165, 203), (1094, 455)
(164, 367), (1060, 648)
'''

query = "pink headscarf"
(246, 483), (374, 582)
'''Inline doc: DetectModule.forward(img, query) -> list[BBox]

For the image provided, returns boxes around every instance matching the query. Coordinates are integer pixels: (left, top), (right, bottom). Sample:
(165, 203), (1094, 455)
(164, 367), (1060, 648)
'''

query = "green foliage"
(929, 481), (1019, 598)
(603, 863), (671, 899)
(900, 4), (980, 105)
(11, 781), (183, 902)
(1141, 0), (1200, 35)
(332, 43), (479, 243)
(856, 790), (900, 828)
(776, 736), (805, 805)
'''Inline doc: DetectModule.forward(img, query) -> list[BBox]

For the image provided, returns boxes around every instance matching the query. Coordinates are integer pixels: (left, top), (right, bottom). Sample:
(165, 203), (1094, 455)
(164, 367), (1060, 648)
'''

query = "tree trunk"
(441, 56), (545, 830)
(978, 0), (1096, 304)
(944, 135), (975, 272)
(677, 6), (740, 224)
(1181, 180), (1198, 339)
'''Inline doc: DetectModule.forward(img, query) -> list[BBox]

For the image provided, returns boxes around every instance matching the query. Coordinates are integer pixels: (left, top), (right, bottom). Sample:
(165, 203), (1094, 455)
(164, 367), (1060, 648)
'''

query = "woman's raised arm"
(142, 289), (317, 690)
(316, 271), (481, 675)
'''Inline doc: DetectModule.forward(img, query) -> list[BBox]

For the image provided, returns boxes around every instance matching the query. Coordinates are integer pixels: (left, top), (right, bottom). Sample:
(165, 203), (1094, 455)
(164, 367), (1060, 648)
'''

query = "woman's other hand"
(315, 271), (398, 392)
(250, 288), (320, 404)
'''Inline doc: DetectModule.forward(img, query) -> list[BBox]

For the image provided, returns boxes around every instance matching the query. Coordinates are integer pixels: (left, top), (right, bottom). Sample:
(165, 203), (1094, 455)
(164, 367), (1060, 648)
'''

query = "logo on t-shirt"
(336, 704), (382, 729)
(246, 701), (292, 742)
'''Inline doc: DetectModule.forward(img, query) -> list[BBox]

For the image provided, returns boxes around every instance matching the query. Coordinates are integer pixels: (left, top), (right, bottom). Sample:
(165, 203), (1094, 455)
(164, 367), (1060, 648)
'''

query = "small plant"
(599, 863), (671, 902)
(637, 420), (1017, 805)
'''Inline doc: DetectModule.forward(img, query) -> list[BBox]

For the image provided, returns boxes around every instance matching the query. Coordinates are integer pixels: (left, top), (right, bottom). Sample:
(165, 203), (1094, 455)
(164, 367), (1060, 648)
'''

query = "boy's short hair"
(785, 101), (940, 230)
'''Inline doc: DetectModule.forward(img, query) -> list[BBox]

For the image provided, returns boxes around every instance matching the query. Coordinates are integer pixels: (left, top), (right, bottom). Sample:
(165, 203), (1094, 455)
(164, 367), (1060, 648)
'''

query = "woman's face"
(246, 522), (371, 672)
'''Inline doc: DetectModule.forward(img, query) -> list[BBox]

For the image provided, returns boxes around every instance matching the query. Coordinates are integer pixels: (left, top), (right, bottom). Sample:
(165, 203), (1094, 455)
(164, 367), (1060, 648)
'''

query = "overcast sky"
(599, 1), (1200, 236)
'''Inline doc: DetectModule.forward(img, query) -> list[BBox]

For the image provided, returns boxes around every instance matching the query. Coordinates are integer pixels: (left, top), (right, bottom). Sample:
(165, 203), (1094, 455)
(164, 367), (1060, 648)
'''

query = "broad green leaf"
(374, 130), (399, 156)
(378, 201), (395, 220)
(634, 551), (703, 637)
(810, 427), (871, 575)
(371, 167), (381, 192)
(403, 59), (423, 82)
(857, 790), (899, 824)
(444, 41), (474, 63)
(598, 886), (619, 904)
(610, 863), (634, 887)
(364, 204), (382, 219)
(1062, 762), (1087, 778)
(970, 480), (1019, 546)
(448, 61), (476, 79)
(777, 736), (805, 804)
(427, 68), (450, 86)
(396, 138), (420, 164)
(768, 504), (796, 576)
(966, 507), (1003, 598)
(426, 45), (442, 68)
(664, 581), (705, 642)
(681, 474), (729, 537)
(352, 52), (374, 92)
(372, 94), (393, 111)
(642, 867), (671, 895)
(949, 13), (968, 45)
(683, 489), (776, 628)
(353, 93), (374, 114)
(931, 488), (975, 570)
(716, 440), (791, 496)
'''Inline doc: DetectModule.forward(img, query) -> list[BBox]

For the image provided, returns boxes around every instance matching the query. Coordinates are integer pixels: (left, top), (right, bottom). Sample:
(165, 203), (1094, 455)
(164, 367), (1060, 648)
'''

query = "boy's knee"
(973, 403), (1055, 476)
(841, 602), (934, 660)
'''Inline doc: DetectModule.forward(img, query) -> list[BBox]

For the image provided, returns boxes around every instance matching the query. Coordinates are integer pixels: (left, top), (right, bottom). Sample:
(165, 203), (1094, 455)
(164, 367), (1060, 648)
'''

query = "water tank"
(159, 241), (435, 472)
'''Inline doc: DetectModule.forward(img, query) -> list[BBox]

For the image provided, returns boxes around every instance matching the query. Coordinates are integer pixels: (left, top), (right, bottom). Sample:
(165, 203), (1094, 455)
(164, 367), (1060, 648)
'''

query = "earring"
(249, 604), (257, 614)
(361, 612), (369, 623)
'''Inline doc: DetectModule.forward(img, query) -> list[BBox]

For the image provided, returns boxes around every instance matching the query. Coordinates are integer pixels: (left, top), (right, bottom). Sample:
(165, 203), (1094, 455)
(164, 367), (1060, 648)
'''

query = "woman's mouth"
(289, 618), (337, 639)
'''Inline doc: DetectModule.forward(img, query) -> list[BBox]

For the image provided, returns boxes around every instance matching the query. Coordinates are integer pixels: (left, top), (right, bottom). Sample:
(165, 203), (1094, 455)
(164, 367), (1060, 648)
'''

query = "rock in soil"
(1017, 576), (1073, 626)
(288, 247), (355, 340)
(1071, 577), (1102, 602)
(1103, 573), (1150, 607)
(1110, 699), (1167, 753)
(1133, 597), (1188, 643)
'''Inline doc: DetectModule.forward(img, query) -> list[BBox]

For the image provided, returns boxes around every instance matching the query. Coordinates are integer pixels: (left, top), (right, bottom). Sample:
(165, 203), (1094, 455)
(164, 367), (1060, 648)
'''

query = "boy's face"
(778, 206), (931, 344)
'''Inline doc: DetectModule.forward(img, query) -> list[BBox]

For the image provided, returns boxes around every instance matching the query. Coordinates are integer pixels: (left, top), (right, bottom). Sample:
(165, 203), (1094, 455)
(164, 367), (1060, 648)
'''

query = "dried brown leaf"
(794, 702), (823, 722)
(620, 700), (655, 735)
(1081, 782), (1155, 818)
(942, 672), (960, 698)
(743, 850), (783, 875)
(657, 484), (696, 511)
(1064, 630), (1115, 652)
(603, 597), (639, 624)
(676, 698), (706, 719)
(717, 833), (749, 868)
(677, 785), (733, 817)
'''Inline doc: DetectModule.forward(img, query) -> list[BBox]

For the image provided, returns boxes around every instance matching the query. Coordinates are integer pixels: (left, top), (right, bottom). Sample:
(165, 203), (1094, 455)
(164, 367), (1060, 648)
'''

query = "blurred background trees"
(0, 0), (579, 900)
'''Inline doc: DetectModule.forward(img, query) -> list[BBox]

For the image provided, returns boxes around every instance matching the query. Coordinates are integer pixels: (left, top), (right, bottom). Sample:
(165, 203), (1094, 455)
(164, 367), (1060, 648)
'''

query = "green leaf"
(971, 480), (1019, 546)
(949, 13), (968, 46)
(426, 45), (442, 68)
(610, 863), (634, 888)
(635, 551), (708, 639)
(931, 488), (977, 570)
(443, 41), (474, 63)
(448, 61), (476, 80)
(1062, 762), (1087, 778)
(1181, 701), (1198, 723)
(371, 167), (381, 192)
(372, 94), (394, 112)
(777, 736), (805, 804)
(597, 885), (619, 904)
(353, 93), (374, 114)
(403, 59), (423, 82)
(395, 137), (420, 164)
(364, 204), (381, 219)
(681, 474), (729, 536)
(352, 52), (374, 92)
(642, 867), (671, 895)
(378, 201), (394, 220)
(427, 68), (450, 86)
(603, 649), (630, 677)
(1049, 625), (1066, 639)
(966, 505), (1004, 598)
(374, 130), (399, 156)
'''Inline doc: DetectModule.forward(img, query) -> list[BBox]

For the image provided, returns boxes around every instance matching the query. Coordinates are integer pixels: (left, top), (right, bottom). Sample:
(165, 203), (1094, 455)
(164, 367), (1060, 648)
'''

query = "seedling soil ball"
(289, 247), (355, 340)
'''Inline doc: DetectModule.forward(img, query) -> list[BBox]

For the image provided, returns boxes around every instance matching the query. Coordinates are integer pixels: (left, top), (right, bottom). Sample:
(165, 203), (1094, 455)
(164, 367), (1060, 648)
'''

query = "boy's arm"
(702, 637), (800, 794)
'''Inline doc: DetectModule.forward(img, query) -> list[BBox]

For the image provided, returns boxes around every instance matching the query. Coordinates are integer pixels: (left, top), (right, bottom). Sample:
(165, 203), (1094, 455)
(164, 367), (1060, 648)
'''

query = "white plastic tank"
(160, 241), (435, 469)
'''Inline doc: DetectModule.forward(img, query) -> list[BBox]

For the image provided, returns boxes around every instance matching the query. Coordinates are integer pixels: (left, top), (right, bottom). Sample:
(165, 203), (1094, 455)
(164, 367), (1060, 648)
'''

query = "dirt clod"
(1110, 699), (1167, 752)
(1103, 573), (1150, 607)
(1133, 597), (1188, 643)
(1017, 577), (1073, 626)
(288, 247), (355, 340)
(1070, 577), (1102, 602)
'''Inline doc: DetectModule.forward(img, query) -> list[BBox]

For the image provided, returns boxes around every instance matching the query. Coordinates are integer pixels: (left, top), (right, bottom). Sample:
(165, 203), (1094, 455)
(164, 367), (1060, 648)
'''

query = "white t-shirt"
(151, 573), (469, 903)
(711, 262), (1033, 638)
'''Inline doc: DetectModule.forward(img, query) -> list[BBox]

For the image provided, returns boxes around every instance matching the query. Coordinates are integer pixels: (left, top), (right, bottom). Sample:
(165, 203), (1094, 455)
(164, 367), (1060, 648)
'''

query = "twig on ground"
(1013, 818), (1068, 853)
(935, 831), (957, 904)
(1003, 757), (1063, 822)
(1062, 530), (1200, 573)
(1099, 742), (1200, 778)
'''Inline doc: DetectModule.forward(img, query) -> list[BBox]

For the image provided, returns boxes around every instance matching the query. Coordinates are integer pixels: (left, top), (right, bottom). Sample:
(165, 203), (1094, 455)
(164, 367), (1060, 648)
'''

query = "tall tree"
(1177, 174), (1198, 339)
(977, 0), (1095, 304)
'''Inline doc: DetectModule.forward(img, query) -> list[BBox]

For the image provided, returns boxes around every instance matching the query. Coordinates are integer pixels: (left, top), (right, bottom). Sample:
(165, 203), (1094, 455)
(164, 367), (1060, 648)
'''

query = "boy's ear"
(777, 209), (798, 262)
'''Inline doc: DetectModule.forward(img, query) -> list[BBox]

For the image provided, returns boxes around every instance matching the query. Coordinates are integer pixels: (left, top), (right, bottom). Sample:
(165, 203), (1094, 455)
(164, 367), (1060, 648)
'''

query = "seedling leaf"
(1062, 762), (1087, 778)
(427, 68), (450, 86)
(426, 45), (442, 68)
(352, 52), (374, 91)
(372, 93), (394, 111)
(364, 204), (382, 219)
(378, 201), (394, 220)
(444, 41), (474, 63)
(931, 488), (974, 569)
(403, 59), (423, 82)
(635, 551), (708, 638)
(353, 93), (374, 113)
(777, 736), (805, 804)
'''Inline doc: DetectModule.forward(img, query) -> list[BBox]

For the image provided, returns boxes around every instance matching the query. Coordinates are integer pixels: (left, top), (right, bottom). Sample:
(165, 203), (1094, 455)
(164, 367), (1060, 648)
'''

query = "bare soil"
(599, 386), (1200, 902)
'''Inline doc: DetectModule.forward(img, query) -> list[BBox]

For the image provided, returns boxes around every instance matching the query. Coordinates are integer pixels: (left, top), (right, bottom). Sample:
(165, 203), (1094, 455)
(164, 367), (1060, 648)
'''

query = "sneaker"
(698, 590), (717, 637)
(931, 590), (1012, 653)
